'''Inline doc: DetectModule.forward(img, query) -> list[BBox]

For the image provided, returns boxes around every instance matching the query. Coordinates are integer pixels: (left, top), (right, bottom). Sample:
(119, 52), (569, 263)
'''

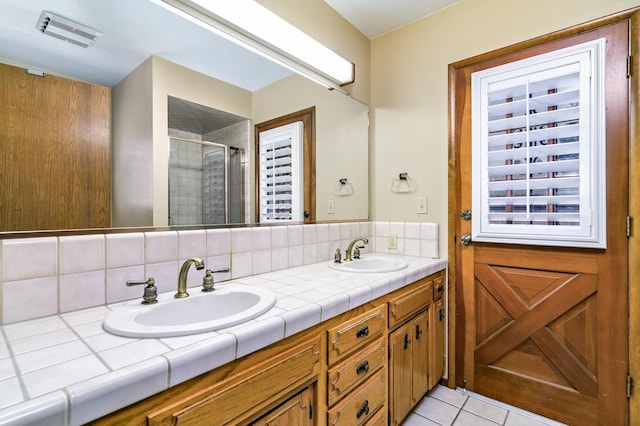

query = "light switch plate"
(328, 200), (335, 214)
(417, 196), (427, 214)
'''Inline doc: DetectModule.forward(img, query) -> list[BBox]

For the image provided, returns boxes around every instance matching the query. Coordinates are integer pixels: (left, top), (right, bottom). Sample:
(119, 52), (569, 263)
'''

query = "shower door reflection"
(169, 137), (244, 225)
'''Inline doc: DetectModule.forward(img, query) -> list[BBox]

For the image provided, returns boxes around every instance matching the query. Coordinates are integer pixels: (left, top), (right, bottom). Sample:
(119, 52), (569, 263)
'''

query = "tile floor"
(403, 385), (567, 426)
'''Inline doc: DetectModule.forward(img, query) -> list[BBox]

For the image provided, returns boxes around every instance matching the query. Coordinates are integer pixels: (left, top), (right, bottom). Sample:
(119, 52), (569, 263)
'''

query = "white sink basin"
(103, 285), (276, 338)
(328, 255), (408, 273)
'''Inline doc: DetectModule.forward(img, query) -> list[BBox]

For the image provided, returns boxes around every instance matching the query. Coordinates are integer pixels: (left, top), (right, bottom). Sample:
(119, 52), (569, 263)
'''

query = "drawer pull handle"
(437, 284), (445, 293)
(356, 325), (369, 338)
(356, 360), (370, 375)
(356, 399), (370, 419)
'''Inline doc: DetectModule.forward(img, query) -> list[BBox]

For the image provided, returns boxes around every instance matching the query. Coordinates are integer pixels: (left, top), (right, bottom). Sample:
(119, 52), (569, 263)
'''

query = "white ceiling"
(0, 0), (460, 90)
(0, 0), (291, 89)
(323, 0), (461, 39)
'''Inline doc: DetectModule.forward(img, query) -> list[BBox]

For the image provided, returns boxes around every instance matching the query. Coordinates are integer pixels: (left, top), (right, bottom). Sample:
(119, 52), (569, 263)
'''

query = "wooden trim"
(629, 10), (640, 426)
(449, 7), (640, 70)
(254, 107), (316, 223)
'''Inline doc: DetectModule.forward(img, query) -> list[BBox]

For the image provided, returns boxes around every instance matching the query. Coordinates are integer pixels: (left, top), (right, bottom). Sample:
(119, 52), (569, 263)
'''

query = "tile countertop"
(0, 254), (447, 426)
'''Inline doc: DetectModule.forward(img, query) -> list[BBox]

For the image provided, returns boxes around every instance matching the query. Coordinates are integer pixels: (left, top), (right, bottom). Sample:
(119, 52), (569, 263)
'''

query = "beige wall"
(370, 0), (640, 257)
(112, 58), (154, 227)
(253, 74), (369, 222)
(113, 56), (253, 227)
(257, 0), (371, 105)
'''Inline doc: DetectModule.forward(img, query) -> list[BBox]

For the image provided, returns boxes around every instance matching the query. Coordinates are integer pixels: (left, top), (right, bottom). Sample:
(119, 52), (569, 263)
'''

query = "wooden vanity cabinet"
(387, 275), (438, 425)
(429, 297), (446, 389)
(251, 385), (314, 426)
(326, 306), (387, 425)
(92, 270), (446, 426)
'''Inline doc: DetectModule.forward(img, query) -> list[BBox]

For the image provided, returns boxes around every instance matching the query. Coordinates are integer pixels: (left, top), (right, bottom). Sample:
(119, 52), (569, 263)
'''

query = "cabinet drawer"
(328, 306), (385, 364)
(147, 336), (321, 426)
(327, 370), (386, 426)
(433, 273), (445, 302)
(364, 407), (386, 426)
(328, 338), (385, 406)
(388, 280), (432, 328)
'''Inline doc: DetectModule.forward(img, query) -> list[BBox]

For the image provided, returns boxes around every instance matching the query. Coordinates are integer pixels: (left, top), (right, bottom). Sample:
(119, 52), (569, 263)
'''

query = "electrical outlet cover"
(388, 233), (398, 249)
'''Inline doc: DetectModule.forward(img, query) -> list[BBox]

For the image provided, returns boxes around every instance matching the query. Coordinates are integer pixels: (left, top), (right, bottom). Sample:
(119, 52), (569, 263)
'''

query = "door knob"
(460, 234), (472, 246)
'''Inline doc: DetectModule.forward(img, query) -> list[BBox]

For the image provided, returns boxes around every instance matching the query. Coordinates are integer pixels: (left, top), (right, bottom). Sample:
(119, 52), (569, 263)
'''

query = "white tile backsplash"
(106, 233), (144, 269)
(2, 277), (58, 324)
(177, 229), (206, 261)
(0, 221), (439, 324)
(59, 270), (105, 313)
(252, 227), (271, 251)
(145, 231), (178, 264)
(206, 228), (230, 256)
(2, 237), (57, 282)
(106, 265), (145, 304)
(59, 235), (105, 275)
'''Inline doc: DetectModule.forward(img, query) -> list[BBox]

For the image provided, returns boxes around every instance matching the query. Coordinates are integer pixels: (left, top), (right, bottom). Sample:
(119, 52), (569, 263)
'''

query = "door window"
(471, 39), (606, 247)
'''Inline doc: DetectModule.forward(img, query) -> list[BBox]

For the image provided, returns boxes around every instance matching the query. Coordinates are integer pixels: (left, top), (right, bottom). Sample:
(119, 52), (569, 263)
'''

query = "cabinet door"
(429, 299), (445, 389)
(388, 321), (413, 425)
(411, 311), (429, 404)
(252, 386), (313, 426)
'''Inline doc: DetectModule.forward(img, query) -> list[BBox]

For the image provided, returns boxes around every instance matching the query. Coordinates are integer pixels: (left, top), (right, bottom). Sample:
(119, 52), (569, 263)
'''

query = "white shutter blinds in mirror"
(259, 121), (304, 223)
(471, 39), (606, 248)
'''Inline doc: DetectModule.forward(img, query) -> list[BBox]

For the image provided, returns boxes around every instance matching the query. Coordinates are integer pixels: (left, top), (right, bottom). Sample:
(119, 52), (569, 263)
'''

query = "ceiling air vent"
(36, 11), (102, 48)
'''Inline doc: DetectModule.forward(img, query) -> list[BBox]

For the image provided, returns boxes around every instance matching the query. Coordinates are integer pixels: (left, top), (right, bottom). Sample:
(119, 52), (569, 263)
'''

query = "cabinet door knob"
(415, 324), (423, 340)
(404, 333), (410, 349)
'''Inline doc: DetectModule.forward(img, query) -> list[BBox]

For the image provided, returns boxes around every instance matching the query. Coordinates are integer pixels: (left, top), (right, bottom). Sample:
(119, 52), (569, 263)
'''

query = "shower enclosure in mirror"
(168, 96), (250, 225)
(168, 138), (245, 226)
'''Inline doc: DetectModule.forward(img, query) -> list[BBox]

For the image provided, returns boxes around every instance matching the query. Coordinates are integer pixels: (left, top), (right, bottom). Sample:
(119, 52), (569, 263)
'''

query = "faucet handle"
(126, 277), (158, 305)
(334, 249), (342, 263)
(201, 268), (230, 292)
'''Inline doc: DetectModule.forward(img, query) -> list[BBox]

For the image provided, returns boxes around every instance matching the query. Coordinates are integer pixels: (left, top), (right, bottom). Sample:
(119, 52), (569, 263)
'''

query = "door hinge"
(627, 216), (632, 238)
(627, 375), (633, 398)
(628, 56), (633, 78)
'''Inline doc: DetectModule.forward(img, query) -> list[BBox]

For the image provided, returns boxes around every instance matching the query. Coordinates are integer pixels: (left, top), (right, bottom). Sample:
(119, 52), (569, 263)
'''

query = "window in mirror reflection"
(255, 107), (316, 223)
(258, 122), (303, 222)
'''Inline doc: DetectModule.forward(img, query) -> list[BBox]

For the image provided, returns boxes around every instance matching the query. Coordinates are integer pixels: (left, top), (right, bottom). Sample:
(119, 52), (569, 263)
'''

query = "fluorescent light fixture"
(160, 0), (354, 89)
(36, 11), (102, 48)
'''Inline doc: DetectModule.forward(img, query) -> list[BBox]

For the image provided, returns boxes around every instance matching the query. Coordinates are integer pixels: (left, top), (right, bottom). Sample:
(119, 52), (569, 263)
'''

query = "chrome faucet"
(345, 237), (368, 261)
(176, 257), (205, 299)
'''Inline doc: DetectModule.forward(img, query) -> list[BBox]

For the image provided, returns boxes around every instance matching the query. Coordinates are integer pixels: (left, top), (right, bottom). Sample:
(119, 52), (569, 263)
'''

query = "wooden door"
(452, 20), (629, 425)
(0, 63), (111, 231)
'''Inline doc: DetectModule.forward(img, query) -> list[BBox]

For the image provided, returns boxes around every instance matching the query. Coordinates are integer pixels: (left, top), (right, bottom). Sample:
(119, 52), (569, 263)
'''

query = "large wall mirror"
(0, 0), (368, 234)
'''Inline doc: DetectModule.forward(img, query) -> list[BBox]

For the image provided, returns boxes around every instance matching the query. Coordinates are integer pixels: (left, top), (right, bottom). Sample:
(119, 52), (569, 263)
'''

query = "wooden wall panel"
(0, 63), (111, 231)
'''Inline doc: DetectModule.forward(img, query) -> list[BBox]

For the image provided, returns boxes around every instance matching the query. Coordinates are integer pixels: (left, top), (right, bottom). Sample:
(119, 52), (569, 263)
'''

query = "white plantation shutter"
(471, 39), (606, 248)
(259, 121), (303, 222)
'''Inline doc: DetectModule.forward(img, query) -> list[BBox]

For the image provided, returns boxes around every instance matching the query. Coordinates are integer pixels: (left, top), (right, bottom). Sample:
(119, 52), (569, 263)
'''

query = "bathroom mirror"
(0, 0), (368, 234)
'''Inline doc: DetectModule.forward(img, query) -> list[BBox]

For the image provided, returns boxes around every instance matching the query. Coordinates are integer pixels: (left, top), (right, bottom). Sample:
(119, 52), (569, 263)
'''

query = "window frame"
(471, 38), (607, 248)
